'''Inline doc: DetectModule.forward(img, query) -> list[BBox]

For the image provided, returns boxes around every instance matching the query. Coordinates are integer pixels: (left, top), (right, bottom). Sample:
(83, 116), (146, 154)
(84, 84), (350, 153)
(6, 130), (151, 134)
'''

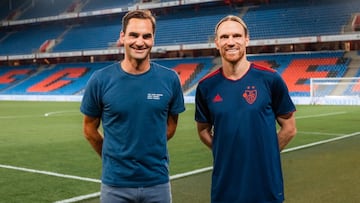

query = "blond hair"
(214, 15), (249, 37)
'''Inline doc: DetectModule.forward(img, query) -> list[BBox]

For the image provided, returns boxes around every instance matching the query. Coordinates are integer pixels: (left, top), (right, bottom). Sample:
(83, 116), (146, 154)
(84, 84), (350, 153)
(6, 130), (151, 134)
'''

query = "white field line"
(0, 164), (100, 183)
(296, 111), (346, 119)
(0, 110), (346, 120)
(281, 131), (360, 153)
(0, 115), (43, 119)
(296, 131), (344, 136)
(53, 167), (215, 203)
(170, 166), (213, 180)
(0, 111), (79, 119)
(43, 111), (79, 117)
(0, 111), (353, 202)
(52, 131), (360, 203)
(53, 192), (101, 203)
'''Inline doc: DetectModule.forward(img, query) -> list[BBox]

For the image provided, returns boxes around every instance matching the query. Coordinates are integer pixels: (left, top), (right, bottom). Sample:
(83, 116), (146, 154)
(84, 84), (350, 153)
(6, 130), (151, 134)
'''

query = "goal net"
(310, 77), (360, 105)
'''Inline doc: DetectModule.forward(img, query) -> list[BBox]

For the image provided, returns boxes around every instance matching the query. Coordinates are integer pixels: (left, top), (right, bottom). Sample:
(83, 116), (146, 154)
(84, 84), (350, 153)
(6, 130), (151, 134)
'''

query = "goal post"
(309, 77), (360, 105)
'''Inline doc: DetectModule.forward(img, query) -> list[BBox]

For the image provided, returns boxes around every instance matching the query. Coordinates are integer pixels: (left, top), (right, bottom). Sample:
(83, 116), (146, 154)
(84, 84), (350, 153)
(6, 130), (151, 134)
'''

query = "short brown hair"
(214, 15), (248, 37)
(122, 10), (156, 34)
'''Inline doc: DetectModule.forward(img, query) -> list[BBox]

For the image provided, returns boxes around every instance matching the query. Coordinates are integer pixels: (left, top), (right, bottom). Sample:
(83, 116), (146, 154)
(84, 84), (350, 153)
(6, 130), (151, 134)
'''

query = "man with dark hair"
(81, 10), (185, 203)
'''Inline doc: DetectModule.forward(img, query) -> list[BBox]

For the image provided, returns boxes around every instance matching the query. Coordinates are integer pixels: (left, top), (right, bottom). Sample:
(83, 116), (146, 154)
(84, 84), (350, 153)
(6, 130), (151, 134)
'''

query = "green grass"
(0, 101), (359, 202)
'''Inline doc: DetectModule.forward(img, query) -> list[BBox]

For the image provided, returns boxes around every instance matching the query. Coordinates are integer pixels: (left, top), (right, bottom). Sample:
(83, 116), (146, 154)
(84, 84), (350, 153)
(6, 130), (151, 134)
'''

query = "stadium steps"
(52, 26), (75, 52)
(172, 63), (198, 87)
(342, 13), (358, 33)
(183, 57), (222, 96)
(344, 51), (360, 74)
(0, 32), (12, 43)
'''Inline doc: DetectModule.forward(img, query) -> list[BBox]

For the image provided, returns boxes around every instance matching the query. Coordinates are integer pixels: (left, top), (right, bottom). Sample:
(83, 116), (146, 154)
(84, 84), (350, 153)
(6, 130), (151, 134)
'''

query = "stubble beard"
(224, 50), (245, 64)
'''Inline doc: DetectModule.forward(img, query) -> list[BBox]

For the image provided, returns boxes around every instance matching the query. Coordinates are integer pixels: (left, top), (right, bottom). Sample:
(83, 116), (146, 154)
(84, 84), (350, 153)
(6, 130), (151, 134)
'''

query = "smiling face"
(119, 18), (154, 63)
(215, 20), (249, 64)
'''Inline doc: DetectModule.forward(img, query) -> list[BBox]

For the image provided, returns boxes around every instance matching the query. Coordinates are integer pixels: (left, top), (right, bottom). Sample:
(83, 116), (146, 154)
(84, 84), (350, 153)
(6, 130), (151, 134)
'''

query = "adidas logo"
(213, 94), (223, 102)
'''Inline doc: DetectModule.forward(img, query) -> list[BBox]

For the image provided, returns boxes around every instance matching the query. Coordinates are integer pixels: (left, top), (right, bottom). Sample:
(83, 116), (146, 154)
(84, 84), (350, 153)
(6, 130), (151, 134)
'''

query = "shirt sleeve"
(169, 72), (186, 115)
(271, 72), (296, 116)
(80, 73), (103, 118)
(195, 84), (212, 124)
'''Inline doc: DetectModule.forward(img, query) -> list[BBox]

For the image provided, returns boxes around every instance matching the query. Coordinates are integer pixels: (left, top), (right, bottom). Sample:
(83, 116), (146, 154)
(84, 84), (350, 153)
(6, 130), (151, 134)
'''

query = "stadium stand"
(343, 68), (360, 95)
(243, 0), (360, 39)
(0, 65), (36, 91)
(249, 51), (349, 97)
(18, 0), (75, 20)
(154, 57), (215, 91)
(0, 62), (113, 95)
(155, 5), (239, 45)
(0, 0), (359, 102)
(52, 18), (120, 52)
(0, 0), (25, 20)
(0, 23), (65, 55)
(1, 0), (359, 53)
(81, 0), (134, 12)
(0, 56), (355, 97)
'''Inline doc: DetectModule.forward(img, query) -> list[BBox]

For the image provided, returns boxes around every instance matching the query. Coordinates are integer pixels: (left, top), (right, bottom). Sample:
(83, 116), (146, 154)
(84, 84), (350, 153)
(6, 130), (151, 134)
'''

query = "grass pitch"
(0, 101), (359, 202)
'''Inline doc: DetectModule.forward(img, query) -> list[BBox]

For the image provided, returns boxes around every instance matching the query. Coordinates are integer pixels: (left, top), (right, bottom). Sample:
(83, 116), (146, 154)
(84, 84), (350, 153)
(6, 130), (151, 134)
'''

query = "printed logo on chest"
(147, 93), (163, 100)
(212, 93), (223, 103)
(243, 86), (257, 104)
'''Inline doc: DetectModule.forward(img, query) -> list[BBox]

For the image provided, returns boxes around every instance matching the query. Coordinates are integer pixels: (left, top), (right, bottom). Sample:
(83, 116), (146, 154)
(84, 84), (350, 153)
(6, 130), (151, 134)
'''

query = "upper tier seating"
(52, 18), (120, 52)
(19, 0), (74, 19)
(52, 5), (238, 52)
(155, 5), (239, 45)
(0, 24), (65, 55)
(2, 0), (358, 54)
(243, 0), (360, 39)
(0, 0), (27, 20)
(81, 0), (133, 12)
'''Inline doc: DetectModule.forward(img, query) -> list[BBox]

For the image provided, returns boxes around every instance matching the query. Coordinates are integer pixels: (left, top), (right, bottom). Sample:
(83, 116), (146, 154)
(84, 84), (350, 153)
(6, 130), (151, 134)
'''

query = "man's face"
(119, 18), (154, 61)
(215, 20), (249, 63)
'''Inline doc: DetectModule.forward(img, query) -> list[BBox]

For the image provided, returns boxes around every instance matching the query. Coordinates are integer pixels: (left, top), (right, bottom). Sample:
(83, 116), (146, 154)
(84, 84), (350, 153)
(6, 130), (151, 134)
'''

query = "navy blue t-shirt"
(195, 63), (295, 203)
(81, 62), (185, 187)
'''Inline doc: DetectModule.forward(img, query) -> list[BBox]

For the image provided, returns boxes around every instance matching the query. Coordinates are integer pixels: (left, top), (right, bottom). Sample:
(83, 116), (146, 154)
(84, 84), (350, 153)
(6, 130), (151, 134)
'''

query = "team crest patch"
(243, 86), (257, 104)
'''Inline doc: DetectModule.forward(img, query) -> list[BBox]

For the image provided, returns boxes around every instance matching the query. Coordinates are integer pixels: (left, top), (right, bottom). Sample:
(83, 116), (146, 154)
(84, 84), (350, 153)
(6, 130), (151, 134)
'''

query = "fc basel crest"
(243, 86), (257, 104)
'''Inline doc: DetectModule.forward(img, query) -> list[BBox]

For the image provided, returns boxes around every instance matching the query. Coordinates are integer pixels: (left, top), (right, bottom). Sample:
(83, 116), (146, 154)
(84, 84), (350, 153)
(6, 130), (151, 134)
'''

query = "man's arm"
(83, 115), (103, 157)
(167, 114), (179, 141)
(276, 112), (297, 151)
(196, 122), (213, 149)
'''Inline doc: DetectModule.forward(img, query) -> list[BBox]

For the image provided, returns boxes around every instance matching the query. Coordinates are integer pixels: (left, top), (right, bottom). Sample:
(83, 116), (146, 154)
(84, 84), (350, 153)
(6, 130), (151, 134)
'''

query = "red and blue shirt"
(195, 63), (296, 203)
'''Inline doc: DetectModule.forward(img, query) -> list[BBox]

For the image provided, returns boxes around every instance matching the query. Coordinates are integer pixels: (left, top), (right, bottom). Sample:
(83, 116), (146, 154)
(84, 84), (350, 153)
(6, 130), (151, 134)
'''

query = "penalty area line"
(281, 131), (360, 153)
